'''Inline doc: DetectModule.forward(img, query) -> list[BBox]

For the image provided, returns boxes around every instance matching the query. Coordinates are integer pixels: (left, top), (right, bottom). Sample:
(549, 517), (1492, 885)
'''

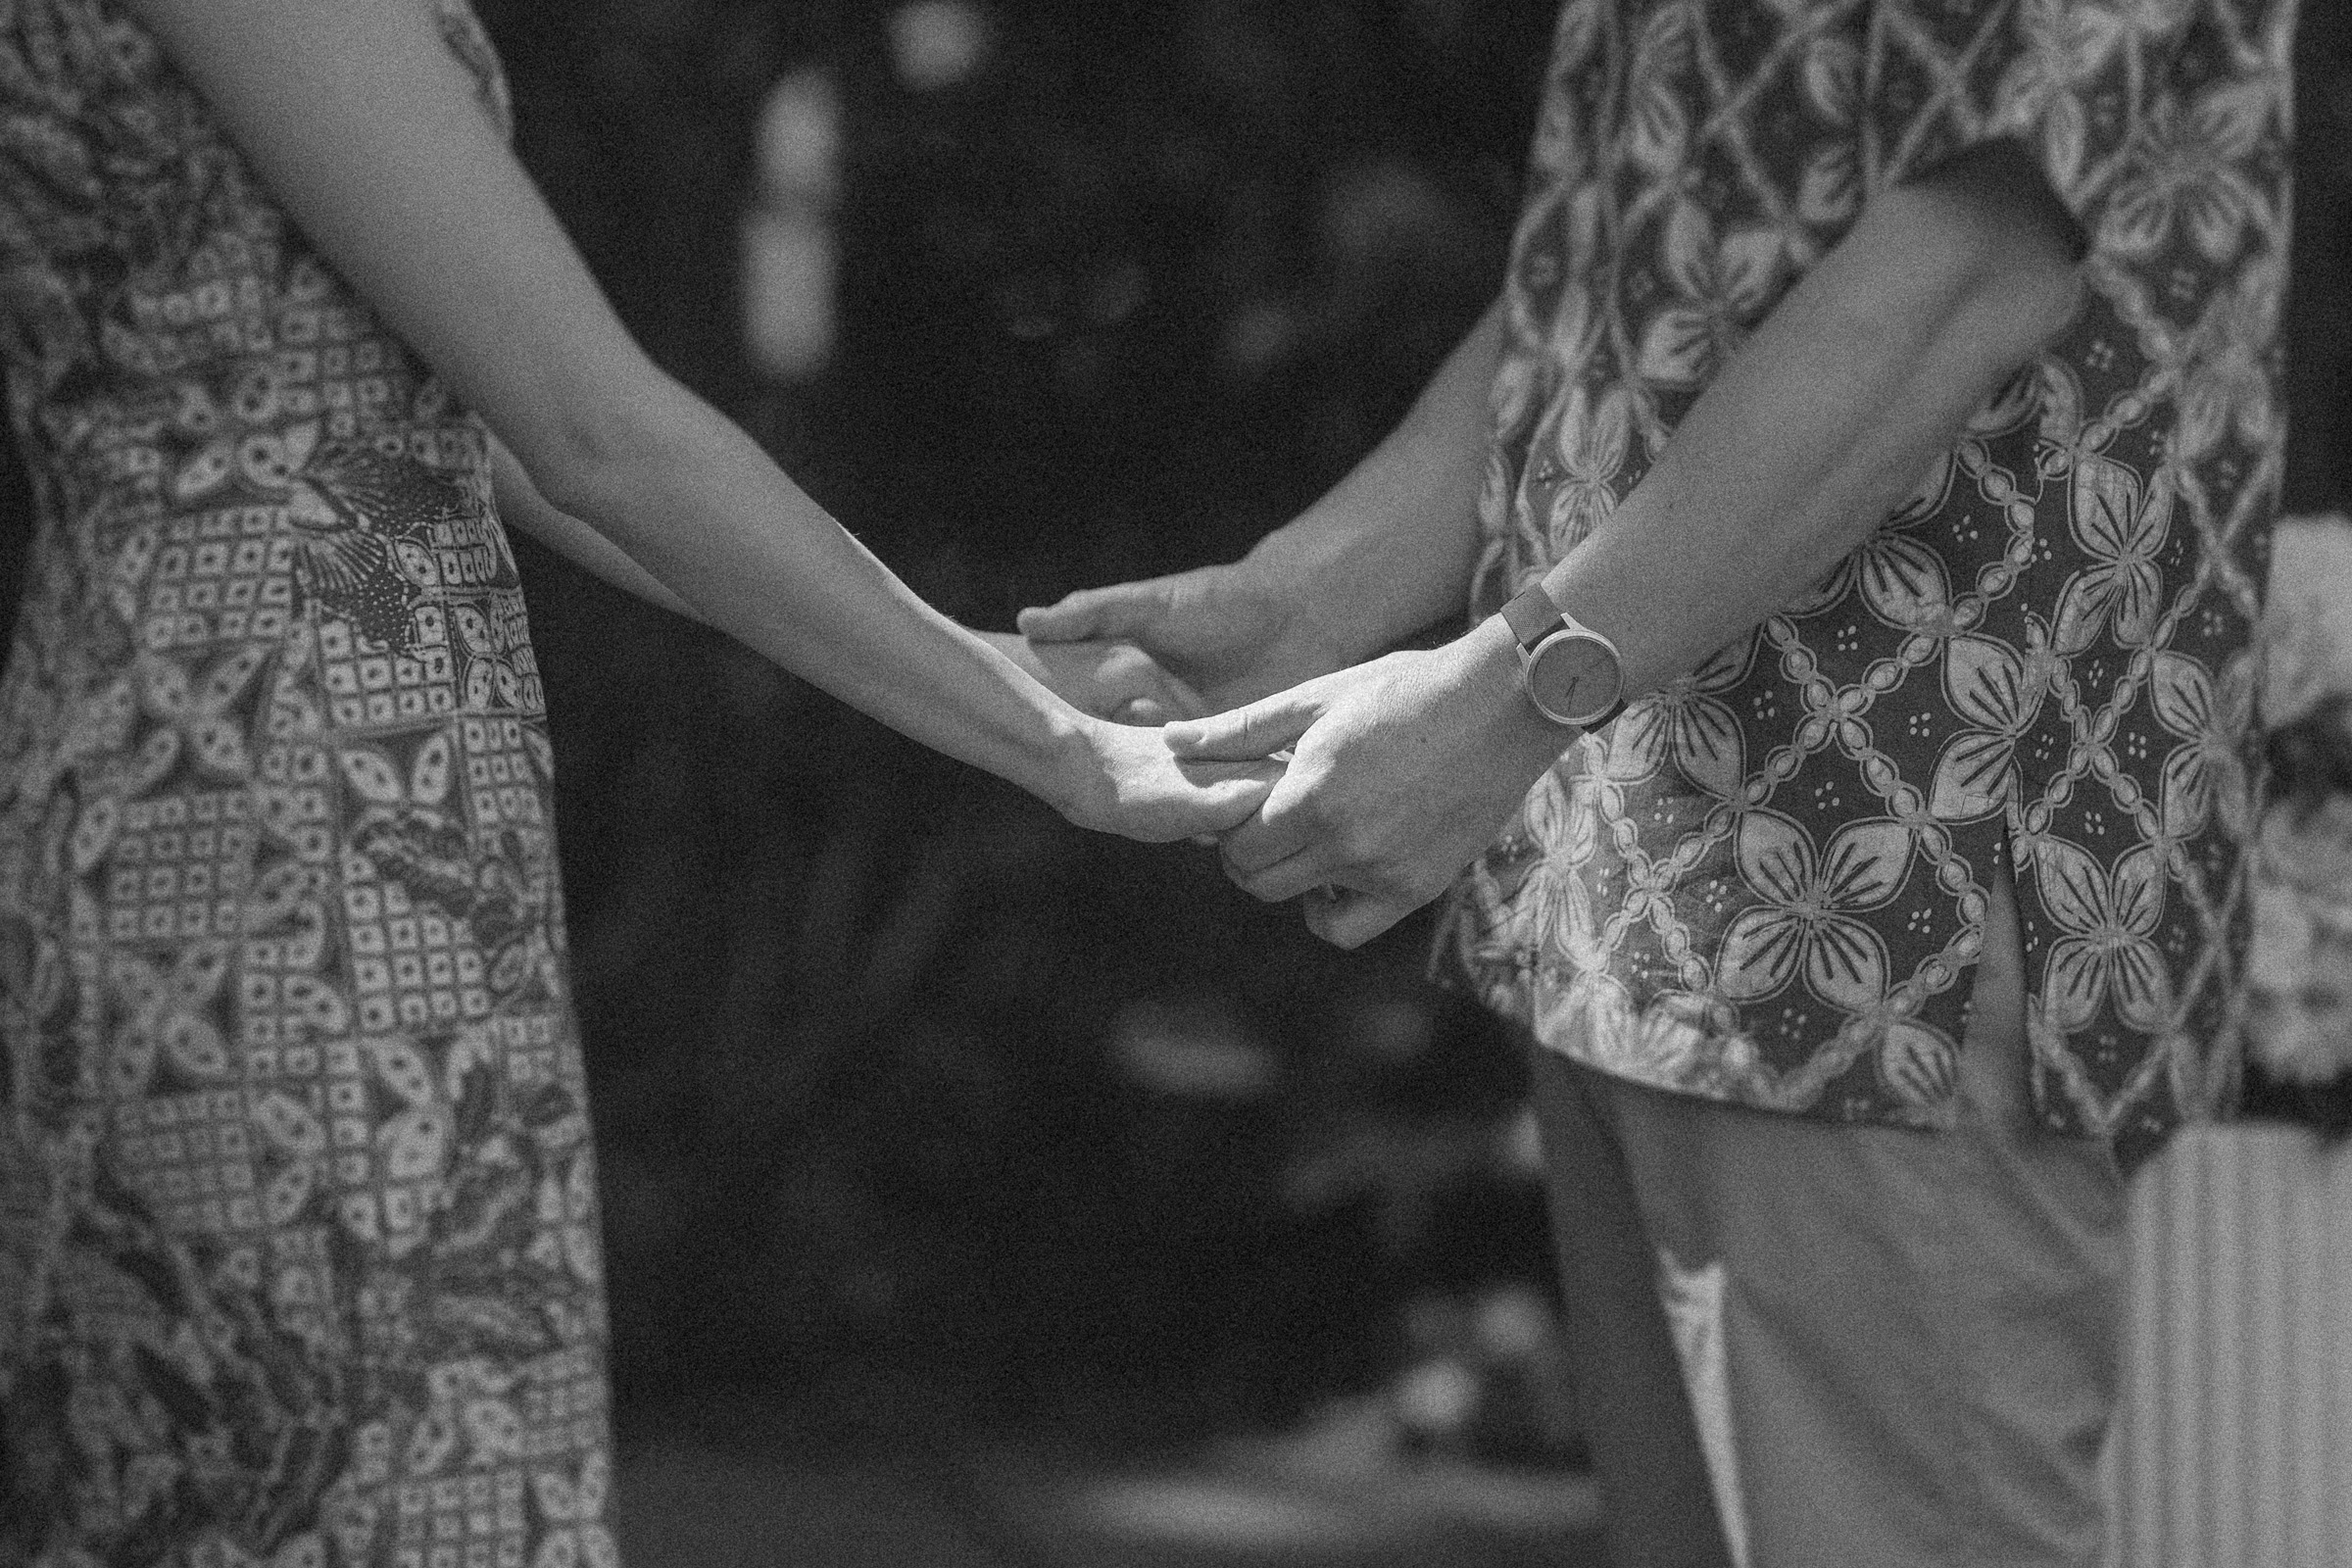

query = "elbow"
(1901, 136), (2087, 266)
(1975, 247), (2085, 363)
(1895, 137), (2088, 359)
(507, 367), (700, 524)
(1853, 210), (2080, 390)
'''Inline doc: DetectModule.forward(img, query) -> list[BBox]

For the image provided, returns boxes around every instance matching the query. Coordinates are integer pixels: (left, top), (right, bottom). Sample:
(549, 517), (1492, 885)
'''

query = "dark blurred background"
(478, 0), (1580, 1461)
(3, 0), (2347, 1560)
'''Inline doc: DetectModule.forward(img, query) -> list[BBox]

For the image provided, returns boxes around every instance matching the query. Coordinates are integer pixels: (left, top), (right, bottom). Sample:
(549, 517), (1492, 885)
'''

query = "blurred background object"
(2247, 0), (2352, 1135)
(0, 0), (2344, 1562)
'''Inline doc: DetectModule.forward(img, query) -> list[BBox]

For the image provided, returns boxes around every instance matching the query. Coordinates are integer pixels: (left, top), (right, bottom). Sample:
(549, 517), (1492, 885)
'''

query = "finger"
(1016, 583), (1160, 645)
(1179, 757), (1285, 788)
(1097, 644), (1205, 722)
(1228, 842), (1346, 905)
(1152, 666), (1207, 721)
(1164, 689), (1320, 761)
(1176, 761), (1284, 836)
(1113, 697), (1166, 726)
(1215, 790), (1315, 878)
(1304, 888), (1422, 950)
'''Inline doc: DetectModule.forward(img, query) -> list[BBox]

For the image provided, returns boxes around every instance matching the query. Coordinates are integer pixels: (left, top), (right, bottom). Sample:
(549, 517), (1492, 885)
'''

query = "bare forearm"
(488, 436), (703, 623)
(1541, 168), (2084, 701)
(1159, 152), (2098, 944)
(1250, 299), (1503, 662)
(533, 379), (1093, 809)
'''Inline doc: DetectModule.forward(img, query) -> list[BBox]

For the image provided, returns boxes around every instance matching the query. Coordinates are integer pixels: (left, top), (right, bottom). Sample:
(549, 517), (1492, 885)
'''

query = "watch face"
(1528, 631), (1622, 725)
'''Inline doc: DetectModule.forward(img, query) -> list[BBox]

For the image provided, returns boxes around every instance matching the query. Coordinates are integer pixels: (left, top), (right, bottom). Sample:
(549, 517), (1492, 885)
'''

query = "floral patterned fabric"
(1436, 0), (2294, 1159)
(0, 3), (616, 1565)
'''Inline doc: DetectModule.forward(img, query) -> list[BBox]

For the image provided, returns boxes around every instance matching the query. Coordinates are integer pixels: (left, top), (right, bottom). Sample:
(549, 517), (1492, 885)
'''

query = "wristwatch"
(1499, 580), (1626, 731)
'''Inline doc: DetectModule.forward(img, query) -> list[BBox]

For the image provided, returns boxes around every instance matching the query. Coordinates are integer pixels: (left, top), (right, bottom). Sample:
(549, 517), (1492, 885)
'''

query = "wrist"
(1452, 615), (1586, 776)
(1042, 711), (1120, 834)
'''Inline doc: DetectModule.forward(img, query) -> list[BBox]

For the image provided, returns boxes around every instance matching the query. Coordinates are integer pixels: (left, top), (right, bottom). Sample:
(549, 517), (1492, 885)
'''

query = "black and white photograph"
(0, 1), (2345, 1564)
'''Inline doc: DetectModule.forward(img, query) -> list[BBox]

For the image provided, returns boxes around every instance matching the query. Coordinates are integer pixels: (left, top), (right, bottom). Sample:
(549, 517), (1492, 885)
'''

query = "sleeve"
(1860, 0), (2291, 259)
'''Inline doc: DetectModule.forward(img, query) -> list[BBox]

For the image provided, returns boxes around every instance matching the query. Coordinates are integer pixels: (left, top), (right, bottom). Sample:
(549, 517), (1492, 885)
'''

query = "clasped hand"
(1007, 580), (1566, 947)
(976, 629), (1288, 845)
(1006, 566), (1561, 945)
(1160, 633), (1566, 948)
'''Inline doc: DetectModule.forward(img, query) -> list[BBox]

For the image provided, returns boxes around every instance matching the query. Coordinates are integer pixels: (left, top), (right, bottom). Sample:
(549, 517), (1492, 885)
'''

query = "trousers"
(1530, 873), (2124, 1566)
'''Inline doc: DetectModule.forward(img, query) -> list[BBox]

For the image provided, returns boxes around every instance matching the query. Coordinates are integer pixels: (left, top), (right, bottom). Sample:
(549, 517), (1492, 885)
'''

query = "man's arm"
(1172, 142), (2086, 948)
(1527, 142), (2082, 701)
(1016, 301), (1505, 710)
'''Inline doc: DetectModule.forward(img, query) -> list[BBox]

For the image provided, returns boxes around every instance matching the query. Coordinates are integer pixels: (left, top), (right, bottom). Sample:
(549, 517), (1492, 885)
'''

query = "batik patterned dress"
(0, 3), (616, 1564)
(1435, 0), (2294, 1165)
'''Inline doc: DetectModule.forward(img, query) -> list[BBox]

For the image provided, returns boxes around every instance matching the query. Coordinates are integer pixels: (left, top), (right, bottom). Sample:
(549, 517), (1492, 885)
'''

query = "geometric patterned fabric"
(1435, 0), (2295, 1166)
(0, 3), (615, 1564)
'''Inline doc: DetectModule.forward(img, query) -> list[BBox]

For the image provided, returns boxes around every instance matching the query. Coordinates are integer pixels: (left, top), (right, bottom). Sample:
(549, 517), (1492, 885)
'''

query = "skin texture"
(125, 0), (1274, 843)
(488, 438), (1203, 724)
(1026, 141), (2087, 947)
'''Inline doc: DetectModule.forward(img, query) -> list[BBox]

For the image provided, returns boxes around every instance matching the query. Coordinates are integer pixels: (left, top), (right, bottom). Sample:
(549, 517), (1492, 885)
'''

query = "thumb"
(1017, 582), (1163, 645)
(1163, 686), (1320, 761)
(1304, 888), (1422, 951)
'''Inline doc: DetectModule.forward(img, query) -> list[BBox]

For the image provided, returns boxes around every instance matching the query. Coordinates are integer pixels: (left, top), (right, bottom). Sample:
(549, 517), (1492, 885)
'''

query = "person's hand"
(976, 630), (1204, 725)
(1163, 621), (1569, 947)
(1018, 561), (1352, 713)
(1059, 717), (1287, 844)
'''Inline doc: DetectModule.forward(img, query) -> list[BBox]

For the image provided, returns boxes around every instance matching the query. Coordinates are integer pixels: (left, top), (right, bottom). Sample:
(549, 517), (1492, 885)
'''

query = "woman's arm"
(487, 435), (702, 624)
(127, 0), (1270, 840)
(487, 441), (1203, 721)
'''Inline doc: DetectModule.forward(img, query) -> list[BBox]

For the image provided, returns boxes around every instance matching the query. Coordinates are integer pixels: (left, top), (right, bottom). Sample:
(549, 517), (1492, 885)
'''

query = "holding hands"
(1016, 564), (1566, 949)
(1161, 621), (1563, 948)
(1008, 309), (1513, 918)
(1060, 716), (1292, 846)
(968, 629), (1284, 845)
(1017, 561), (1357, 713)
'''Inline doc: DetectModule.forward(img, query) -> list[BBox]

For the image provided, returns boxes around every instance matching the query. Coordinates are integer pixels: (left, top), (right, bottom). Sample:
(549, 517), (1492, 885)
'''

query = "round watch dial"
(1528, 631), (1622, 725)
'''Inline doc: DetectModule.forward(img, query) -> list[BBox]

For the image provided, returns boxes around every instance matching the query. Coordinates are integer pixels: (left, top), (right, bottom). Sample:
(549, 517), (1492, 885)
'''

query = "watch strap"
(1500, 580), (1565, 652)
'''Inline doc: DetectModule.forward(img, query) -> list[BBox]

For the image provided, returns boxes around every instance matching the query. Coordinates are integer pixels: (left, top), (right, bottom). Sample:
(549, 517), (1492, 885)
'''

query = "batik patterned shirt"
(1435, 0), (2293, 1159)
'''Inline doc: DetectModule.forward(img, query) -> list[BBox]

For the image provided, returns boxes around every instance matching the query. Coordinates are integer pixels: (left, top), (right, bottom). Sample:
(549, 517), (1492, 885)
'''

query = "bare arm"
(1529, 142), (2083, 700)
(1017, 301), (1503, 709)
(484, 440), (1211, 725)
(129, 0), (1271, 840)
(487, 435), (701, 623)
(1174, 144), (2087, 945)
(1243, 298), (1503, 666)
